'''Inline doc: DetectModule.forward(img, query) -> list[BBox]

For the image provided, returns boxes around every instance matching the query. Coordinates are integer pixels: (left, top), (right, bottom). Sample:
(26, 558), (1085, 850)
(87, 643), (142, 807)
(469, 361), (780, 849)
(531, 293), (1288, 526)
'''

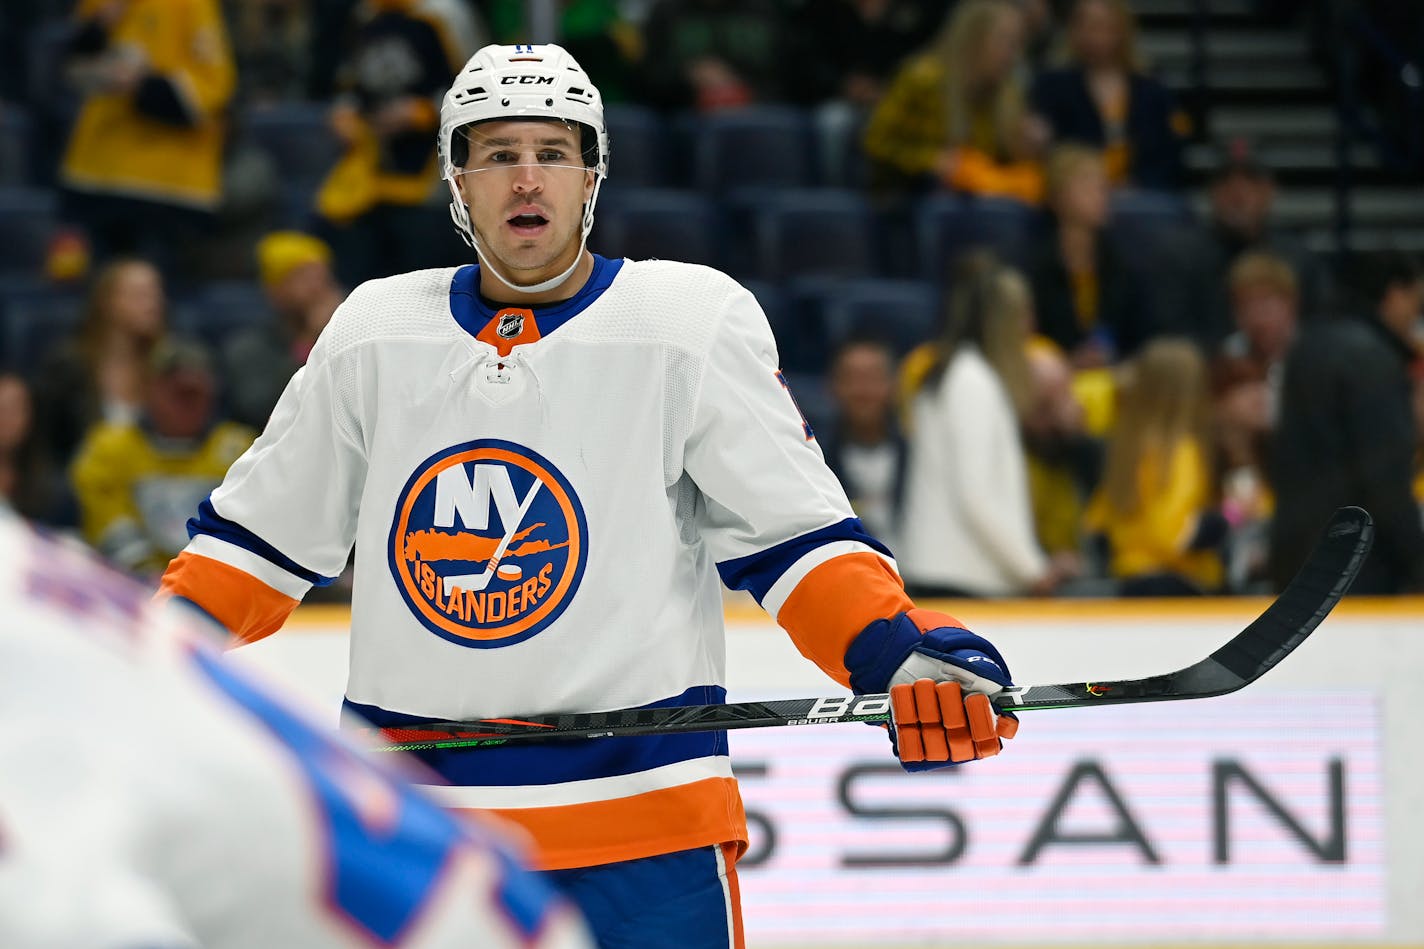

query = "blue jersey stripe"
(715, 517), (891, 605)
(187, 497), (338, 587)
(449, 254), (624, 340)
(344, 685), (729, 787)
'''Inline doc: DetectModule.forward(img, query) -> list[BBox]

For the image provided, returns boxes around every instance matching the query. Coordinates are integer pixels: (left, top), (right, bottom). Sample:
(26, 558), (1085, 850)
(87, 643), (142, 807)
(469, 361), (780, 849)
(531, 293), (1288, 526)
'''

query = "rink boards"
(234, 597), (1424, 948)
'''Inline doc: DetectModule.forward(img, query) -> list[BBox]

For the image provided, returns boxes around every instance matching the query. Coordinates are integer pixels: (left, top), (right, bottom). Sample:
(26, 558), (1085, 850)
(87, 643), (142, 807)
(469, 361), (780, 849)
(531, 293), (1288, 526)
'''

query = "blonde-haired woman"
(898, 252), (1066, 597)
(1084, 338), (1226, 594)
(1030, 0), (1185, 190)
(1027, 143), (1150, 367)
(863, 0), (1047, 203)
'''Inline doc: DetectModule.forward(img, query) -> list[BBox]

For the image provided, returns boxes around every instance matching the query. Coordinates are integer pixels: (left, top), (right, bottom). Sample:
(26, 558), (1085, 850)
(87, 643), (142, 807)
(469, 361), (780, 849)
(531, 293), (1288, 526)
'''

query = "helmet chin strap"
(472, 229), (589, 296)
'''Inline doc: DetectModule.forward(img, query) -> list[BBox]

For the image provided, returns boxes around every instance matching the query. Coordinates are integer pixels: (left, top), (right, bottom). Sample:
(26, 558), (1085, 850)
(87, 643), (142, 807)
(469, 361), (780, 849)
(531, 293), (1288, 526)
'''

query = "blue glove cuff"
(844, 611), (1010, 695)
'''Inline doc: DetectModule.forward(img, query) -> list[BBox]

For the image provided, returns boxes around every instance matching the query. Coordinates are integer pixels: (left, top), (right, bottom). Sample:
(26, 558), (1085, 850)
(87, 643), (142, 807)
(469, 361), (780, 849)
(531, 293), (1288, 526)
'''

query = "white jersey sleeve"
(0, 517), (593, 949)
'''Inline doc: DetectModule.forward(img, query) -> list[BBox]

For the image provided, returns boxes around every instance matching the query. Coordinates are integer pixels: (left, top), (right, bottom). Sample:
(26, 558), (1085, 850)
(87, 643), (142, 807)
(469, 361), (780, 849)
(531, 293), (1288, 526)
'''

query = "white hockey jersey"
(0, 514), (592, 949)
(161, 256), (914, 868)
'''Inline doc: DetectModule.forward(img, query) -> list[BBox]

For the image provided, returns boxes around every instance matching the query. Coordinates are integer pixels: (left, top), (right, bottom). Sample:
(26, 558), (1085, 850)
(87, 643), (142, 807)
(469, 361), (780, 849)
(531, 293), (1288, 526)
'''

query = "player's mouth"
(507, 210), (550, 237)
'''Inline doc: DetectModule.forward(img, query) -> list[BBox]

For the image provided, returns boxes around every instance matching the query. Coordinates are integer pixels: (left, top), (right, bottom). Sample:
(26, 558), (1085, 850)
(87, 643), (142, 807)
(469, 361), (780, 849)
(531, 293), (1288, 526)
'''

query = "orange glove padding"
(890, 679), (1020, 764)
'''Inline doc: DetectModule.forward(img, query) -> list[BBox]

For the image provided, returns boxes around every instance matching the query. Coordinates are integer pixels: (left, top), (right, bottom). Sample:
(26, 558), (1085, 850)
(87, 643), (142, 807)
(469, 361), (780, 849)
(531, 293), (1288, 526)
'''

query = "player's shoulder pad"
(595, 259), (763, 354)
(316, 267), (465, 358)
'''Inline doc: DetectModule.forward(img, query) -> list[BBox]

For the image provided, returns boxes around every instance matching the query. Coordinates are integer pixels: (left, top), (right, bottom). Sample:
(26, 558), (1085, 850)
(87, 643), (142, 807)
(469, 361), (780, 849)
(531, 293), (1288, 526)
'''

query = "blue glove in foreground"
(845, 608), (1019, 771)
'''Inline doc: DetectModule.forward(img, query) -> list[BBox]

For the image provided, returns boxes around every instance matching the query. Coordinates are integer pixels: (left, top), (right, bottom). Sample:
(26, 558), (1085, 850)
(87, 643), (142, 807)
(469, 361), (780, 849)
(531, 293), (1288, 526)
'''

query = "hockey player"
(158, 44), (1020, 947)
(0, 512), (593, 948)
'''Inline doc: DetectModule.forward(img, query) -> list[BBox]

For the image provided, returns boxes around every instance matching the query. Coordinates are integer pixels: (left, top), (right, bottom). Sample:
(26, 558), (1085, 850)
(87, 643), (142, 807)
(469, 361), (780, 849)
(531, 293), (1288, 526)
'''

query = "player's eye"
(538, 149), (567, 163)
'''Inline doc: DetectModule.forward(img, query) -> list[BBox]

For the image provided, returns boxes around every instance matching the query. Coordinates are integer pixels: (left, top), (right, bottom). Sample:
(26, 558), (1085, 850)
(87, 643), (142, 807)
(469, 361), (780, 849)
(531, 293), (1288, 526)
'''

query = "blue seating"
(0, 187), (58, 275)
(1107, 187), (1195, 248)
(788, 276), (940, 373)
(603, 103), (673, 188)
(749, 188), (878, 281)
(690, 106), (816, 194)
(170, 280), (271, 352)
(0, 106), (32, 186)
(591, 188), (722, 268)
(240, 101), (345, 191)
(915, 194), (1040, 281)
(0, 276), (83, 373)
(816, 277), (940, 357)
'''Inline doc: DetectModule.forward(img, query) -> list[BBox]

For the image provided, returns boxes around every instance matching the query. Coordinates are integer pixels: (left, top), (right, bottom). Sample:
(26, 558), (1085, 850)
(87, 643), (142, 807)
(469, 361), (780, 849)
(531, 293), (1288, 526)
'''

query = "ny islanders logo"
(387, 439), (587, 647)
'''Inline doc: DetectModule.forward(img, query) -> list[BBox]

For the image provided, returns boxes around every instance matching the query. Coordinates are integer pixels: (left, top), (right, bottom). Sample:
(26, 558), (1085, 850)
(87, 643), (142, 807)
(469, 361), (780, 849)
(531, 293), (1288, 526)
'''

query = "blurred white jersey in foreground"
(0, 514), (592, 949)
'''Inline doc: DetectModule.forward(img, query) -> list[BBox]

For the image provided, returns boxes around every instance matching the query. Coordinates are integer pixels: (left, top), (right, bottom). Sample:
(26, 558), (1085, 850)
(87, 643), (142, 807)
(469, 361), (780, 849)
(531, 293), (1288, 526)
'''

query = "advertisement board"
(732, 694), (1382, 945)
(244, 599), (1423, 946)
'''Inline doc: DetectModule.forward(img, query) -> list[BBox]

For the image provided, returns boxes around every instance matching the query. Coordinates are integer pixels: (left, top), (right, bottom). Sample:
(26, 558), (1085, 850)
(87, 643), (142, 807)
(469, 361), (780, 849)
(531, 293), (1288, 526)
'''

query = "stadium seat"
(0, 276), (83, 374)
(690, 106), (816, 194)
(591, 188), (723, 269)
(0, 187), (59, 275)
(169, 280), (271, 352)
(749, 188), (879, 281)
(915, 194), (1040, 281)
(240, 101), (345, 191)
(791, 276), (940, 373)
(603, 103), (673, 188)
(0, 106), (32, 186)
(1107, 188), (1195, 247)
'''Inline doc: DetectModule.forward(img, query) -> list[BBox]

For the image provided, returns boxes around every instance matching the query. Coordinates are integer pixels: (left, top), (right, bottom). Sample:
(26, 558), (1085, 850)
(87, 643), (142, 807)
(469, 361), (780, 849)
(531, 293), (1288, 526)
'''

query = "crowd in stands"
(1, 0), (1422, 597)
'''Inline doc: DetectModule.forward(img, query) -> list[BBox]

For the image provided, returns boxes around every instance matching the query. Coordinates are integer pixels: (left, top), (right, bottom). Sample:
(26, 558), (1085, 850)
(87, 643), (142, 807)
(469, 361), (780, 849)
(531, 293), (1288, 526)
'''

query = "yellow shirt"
(71, 421), (256, 575)
(61, 0), (235, 209)
(1084, 436), (1223, 591)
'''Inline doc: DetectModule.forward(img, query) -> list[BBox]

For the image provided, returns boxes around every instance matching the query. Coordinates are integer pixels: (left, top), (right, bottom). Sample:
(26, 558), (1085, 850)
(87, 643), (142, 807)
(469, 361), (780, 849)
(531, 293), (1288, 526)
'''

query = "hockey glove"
(845, 608), (1019, 772)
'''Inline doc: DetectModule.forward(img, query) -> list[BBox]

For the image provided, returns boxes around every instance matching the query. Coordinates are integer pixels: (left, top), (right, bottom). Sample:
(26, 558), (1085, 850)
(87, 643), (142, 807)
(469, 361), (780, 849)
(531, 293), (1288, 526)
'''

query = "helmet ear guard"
(439, 44), (609, 259)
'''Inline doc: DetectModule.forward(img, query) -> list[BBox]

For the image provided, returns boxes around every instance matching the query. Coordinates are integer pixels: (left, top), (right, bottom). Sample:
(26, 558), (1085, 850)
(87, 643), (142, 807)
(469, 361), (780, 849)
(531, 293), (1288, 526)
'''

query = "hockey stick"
(368, 506), (1373, 753)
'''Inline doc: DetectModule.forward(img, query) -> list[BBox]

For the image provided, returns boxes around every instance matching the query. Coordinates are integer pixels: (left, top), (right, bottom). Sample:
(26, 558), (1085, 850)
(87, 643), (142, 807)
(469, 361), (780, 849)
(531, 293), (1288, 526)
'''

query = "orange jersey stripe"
(159, 552), (300, 645)
(721, 841), (746, 949)
(775, 552), (914, 688)
(470, 777), (747, 871)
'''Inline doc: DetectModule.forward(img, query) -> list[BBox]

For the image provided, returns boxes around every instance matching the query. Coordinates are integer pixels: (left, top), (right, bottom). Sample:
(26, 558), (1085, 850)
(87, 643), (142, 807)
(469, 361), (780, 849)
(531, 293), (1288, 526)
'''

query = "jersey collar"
(448, 254), (623, 350)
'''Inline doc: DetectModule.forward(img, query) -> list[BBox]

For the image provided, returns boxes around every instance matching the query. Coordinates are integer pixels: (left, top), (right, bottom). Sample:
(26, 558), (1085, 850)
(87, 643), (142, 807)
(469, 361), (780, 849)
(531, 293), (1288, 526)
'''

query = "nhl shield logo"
(496, 312), (524, 339)
(387, 439), (587, 648)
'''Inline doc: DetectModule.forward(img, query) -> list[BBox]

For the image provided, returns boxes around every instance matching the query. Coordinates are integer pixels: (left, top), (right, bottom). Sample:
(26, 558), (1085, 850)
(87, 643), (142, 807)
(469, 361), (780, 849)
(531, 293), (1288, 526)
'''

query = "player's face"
(455, 120), (595, 289)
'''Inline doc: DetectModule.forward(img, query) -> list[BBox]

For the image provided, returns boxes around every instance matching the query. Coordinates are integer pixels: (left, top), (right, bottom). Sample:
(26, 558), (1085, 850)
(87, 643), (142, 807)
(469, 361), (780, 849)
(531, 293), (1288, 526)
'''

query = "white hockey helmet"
(439, 43), (610, 253)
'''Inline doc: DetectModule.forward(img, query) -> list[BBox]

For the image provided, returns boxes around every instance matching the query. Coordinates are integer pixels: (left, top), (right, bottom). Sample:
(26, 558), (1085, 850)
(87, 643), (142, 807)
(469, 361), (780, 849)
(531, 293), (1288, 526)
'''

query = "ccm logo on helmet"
(387, 439), (588, 649)
(501, 75), (555, 85)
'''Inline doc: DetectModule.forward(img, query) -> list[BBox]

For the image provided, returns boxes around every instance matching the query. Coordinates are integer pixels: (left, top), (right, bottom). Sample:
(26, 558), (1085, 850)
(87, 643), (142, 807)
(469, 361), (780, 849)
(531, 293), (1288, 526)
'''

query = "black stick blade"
(996, 505), (1373, 710)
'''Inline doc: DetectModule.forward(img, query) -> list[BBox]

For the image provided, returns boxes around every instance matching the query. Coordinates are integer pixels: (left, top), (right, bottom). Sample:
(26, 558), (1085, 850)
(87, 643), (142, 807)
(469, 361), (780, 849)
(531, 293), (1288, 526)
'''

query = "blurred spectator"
(222, 231), (344, 430)
(785, 0), (944, 183)
(1211, 251), (1299, 534)
(70, 338), (256, 578)
(1270, 252), (1424, 594)
(0, 373), (73, 527)
(1194, 139), (1326, 345)
(898, 252), (1065, 597)
(862, 0), (1048, 203)
(638, 0), (788, 112)
(34, 258), (169, 468)
(1085, 338), (1226, 595)
(1030, 0), (1185, 190)
(1027, 144), (1151, 367)
(224, 0), (312, 106)
(1023, 339), (1101, 573)
(57, 0), (236, 285)
(484, 0), (639, 102)
(821, 332), (908, 554)
(313, 0), (475, 286)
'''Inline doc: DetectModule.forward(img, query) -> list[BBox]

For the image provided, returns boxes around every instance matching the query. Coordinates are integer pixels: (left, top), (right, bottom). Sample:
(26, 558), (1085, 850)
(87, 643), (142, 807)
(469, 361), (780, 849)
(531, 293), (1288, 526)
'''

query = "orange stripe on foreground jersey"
(472, 777), (747, 871)
(776, 552), (914, 688)
(159, 552), (299, 644)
